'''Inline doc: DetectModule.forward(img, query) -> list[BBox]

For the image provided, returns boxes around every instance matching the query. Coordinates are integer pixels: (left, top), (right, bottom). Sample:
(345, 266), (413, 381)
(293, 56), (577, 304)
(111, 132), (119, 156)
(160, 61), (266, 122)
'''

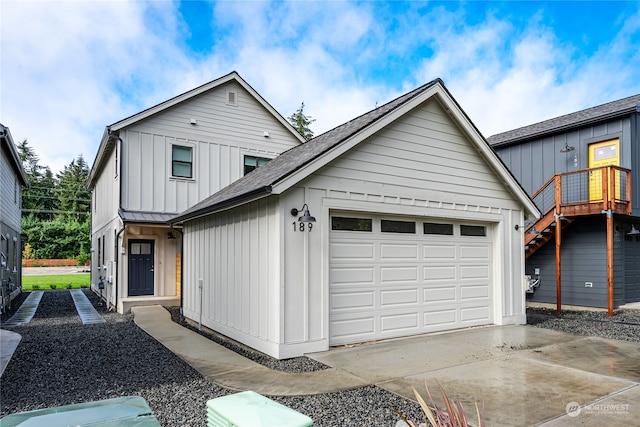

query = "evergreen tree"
(17, 139), (58, 217)
(288, 102), (316, 141)
(55, 155), (91, 215)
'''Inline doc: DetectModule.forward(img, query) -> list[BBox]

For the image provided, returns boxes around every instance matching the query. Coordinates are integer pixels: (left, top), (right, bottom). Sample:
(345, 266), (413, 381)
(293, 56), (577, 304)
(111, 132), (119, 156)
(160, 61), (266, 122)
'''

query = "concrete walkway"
(131, 306), (368, 396)
(133, 305), (640, 426)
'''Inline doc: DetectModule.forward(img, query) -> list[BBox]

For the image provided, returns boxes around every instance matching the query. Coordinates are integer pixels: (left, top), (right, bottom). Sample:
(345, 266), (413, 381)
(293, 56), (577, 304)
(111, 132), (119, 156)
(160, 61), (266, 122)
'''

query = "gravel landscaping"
(0, 290), (423, 426)
(2, 290), (639, 426)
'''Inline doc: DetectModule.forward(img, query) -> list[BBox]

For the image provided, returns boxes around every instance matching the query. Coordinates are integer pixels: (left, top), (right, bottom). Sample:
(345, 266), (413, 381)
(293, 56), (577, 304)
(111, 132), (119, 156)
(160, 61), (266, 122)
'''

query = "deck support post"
(555, 212), (562, 315)
(605, 209), (614, 317)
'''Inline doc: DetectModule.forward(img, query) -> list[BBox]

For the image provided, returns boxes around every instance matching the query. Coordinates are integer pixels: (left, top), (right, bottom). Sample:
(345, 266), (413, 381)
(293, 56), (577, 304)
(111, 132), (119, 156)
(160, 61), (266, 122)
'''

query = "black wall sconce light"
(290, 203), (316, 223)
(167, 231), (177, 240)
(628, 225), (640, 236)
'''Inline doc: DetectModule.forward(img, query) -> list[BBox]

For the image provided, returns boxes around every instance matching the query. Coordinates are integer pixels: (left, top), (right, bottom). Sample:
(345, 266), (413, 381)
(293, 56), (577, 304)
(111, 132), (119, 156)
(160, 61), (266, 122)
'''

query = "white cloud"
(2, 0), (639, 176)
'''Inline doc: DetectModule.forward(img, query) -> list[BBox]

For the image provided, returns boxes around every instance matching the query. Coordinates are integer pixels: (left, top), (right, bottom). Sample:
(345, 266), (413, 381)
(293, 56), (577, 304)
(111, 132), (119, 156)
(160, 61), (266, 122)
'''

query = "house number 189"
(293, 222), (313, 232)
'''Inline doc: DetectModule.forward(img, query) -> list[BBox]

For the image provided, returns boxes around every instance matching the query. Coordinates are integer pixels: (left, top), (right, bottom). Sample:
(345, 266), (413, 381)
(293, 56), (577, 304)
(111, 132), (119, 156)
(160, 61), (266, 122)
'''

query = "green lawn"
(21, 274), (90, 290)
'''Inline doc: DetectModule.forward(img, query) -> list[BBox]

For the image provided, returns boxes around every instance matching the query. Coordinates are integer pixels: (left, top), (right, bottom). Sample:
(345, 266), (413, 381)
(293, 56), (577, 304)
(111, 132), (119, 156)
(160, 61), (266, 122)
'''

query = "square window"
(172, 145), (193, 178)
(381, 219), (415, 233)
(244, 155), (270, 175)
(460, 225), (486, 236)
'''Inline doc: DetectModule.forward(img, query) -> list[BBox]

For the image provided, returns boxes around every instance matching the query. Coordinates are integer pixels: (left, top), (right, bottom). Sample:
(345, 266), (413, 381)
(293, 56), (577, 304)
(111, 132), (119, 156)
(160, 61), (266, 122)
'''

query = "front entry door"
(128, 240), (154, 296)
(589, 139), (619, 201)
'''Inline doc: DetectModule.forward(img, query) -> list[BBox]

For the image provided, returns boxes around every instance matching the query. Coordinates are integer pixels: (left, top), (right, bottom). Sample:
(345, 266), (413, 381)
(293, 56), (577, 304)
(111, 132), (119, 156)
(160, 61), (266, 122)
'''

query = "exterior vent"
(227, 90), (237, 106)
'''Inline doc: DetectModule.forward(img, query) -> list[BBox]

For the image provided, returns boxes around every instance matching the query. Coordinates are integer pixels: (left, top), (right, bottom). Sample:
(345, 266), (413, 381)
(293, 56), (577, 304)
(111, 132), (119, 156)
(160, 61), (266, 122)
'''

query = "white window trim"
(170, 141), (196, 181)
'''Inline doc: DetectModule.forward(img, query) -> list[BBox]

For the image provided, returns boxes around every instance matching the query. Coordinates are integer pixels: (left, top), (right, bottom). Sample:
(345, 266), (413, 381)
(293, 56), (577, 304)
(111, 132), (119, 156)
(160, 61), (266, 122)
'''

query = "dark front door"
(128, 240), (154, 296)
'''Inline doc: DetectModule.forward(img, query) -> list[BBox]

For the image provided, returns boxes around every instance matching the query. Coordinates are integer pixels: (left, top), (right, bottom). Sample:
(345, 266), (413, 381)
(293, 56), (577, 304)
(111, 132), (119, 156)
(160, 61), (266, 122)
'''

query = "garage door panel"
(424, 309), (457, 327)
(460, 245), (490, 259)
(381, 288), (418, 306)
(380, 266), (418, 283)
(381, 312), (419, 332)
(381, 243), (418, 259)
(330, 242), (374, 260)
(331, 291), (375, 310)
(424, 245), (456, 260)
(460, 265), (490, 279)
(424, 265), (456, 280)
(423, 286), (457, 303)
(460, 284), (490, 300)
(331, 315), (375, 342)
(331, 267), (374, 285)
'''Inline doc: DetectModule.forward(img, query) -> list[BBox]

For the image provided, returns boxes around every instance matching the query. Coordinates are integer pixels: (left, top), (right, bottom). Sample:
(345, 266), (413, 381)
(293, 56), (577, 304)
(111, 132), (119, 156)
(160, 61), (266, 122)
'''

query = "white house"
(1, 124), (29, 313)
(171, 79), (541, 359)
(87, 72), (305, 313)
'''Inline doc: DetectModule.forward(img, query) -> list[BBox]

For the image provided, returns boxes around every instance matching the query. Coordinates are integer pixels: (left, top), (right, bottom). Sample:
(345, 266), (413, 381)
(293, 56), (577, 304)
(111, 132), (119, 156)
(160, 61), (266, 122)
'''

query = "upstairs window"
(244, 155), (270, 175)
(172, 145), (193, 178)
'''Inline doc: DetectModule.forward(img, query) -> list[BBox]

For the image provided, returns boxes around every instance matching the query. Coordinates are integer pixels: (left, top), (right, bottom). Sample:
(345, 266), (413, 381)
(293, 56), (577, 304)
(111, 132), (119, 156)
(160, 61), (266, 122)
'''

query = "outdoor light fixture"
(167, 231), (177, 240)
(560, 142), (575, 153)
(290, 204), (316, 223)
(628, 225), (640, 236)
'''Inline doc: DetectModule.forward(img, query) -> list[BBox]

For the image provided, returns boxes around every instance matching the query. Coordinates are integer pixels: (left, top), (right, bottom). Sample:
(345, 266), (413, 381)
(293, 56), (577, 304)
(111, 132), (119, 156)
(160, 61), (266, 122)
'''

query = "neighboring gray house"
(87, 72), (305, 313)
(0, 124), (29, 313)
(171, 79), (540, 359)
(488, 94), (640, 314)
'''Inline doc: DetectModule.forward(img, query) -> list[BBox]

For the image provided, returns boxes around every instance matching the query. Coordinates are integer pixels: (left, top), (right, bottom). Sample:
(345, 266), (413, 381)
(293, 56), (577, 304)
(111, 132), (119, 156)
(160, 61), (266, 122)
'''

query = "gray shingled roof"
(488, 93), (640, 147)
(171, 79), (442, 223)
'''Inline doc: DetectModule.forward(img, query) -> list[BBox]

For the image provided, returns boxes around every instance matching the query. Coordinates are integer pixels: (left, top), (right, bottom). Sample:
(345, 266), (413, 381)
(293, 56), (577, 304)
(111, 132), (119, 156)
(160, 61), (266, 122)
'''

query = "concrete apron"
(307, 325), (640, 427)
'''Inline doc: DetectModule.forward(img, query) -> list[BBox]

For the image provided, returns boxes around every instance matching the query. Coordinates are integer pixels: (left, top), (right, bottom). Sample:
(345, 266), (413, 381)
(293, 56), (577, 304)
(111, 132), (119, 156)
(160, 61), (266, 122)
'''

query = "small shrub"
(49, 284), (57, 290)
(32, 284), (40, 290)
(80, 284), (89, 288)
(392, 381), (484, 427)
(65, 283), (73, 289)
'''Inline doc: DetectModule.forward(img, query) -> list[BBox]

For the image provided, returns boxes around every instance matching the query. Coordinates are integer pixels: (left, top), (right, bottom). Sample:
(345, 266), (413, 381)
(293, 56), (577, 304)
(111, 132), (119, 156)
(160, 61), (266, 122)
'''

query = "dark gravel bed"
(527, 306), (640, 342)
(0, 290), (423, 426)
(166, 306), (329, 373)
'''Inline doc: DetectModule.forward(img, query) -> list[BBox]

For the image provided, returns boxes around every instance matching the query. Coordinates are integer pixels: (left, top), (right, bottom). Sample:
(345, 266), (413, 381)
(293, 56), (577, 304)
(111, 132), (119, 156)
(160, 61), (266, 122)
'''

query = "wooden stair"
(525, 209), (574, 258)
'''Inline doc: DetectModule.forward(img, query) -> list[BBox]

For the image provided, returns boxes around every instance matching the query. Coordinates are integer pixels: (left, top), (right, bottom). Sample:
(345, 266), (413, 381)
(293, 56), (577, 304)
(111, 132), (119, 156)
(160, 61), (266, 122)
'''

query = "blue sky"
(2, 0), (639, 175)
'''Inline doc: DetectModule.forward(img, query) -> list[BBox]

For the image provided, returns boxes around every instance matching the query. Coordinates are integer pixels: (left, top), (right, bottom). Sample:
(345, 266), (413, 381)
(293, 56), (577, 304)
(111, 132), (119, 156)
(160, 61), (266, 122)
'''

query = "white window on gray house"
(172, 145), (193, 178)
(244, 155), (270, 175)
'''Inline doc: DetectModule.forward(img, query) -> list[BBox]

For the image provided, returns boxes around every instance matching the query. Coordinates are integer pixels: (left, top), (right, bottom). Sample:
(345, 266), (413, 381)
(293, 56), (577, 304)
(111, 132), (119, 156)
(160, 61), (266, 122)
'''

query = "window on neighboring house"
(244, 155), (270, 175)
(97, 237), (102, 269)
(14, 178), (18, 204)
(172, 145), (193, 178)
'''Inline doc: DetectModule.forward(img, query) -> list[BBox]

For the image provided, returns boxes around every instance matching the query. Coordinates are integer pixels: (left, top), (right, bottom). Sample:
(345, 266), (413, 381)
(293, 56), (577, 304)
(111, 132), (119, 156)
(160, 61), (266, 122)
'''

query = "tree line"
(17, 140), (91, 261)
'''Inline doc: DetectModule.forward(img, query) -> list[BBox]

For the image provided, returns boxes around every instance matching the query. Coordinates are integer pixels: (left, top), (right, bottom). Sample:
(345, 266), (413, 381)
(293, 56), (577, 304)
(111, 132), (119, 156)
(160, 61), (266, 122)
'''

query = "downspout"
(114, 225), (125, 312)
(108, 130), (124, 312)
(170, 224), (184, 320)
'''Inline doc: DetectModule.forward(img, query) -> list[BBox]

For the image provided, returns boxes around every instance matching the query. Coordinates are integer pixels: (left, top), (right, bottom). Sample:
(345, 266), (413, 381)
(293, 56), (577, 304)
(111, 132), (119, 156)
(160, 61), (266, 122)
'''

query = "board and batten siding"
(182, 197), (283, 357)
(120, 80), (300, 214)
(494, 117), (632, 196)
(526, 216), (626, 308)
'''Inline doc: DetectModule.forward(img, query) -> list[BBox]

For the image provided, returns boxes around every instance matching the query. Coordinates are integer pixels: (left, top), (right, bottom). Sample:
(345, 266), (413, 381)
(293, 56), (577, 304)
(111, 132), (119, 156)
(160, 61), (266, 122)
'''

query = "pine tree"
(288, 102), (316, 141)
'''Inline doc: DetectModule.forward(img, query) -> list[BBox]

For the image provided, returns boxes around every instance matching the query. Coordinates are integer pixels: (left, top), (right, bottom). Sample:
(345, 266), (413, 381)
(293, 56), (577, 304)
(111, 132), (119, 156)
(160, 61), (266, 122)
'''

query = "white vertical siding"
(182, 197), (282, 356)
(120, 81), (300, 214)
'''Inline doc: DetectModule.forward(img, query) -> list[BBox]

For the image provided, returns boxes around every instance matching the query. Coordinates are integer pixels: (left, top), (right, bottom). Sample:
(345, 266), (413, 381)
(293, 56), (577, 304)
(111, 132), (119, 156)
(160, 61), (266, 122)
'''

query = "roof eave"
(170, 186), (273, 224)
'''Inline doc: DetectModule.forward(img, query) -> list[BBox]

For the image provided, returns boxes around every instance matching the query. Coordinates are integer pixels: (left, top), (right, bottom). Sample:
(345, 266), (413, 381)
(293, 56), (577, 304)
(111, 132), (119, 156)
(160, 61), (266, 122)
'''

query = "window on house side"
(244, 155), (270, 175)
(172, 145), (193, 178)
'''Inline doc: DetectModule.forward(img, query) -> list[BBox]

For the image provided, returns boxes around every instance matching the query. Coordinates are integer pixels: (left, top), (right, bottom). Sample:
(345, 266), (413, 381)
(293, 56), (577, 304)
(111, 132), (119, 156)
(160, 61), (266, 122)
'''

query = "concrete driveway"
(307, 325), (640, 426)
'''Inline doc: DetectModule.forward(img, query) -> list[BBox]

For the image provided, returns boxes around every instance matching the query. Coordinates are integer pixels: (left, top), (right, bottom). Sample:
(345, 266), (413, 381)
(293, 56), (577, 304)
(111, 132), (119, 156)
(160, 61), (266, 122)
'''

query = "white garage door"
(329, 214), (494, 346)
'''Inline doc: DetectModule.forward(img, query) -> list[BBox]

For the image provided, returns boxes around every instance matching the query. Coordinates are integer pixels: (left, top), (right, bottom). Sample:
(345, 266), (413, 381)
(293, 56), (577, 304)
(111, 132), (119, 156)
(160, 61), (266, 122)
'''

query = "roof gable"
(173, 79), (540, 223)
(88, 72), (305, 186)
(488, 93), (640, 147)
(1, 124), (29, 187)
